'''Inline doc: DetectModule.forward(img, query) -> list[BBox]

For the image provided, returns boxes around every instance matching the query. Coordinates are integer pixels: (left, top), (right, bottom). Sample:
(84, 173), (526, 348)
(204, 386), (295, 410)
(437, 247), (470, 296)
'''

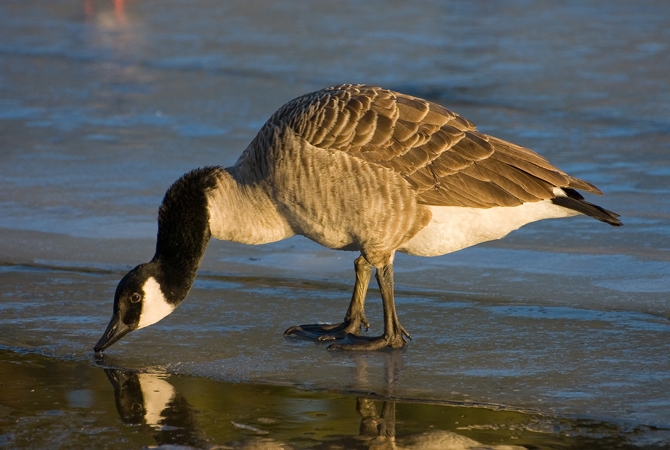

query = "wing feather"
(278, 84), (601, 208)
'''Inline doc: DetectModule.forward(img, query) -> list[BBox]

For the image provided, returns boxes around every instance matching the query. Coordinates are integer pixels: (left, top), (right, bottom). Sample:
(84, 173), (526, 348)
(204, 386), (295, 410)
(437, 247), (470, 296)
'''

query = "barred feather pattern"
(245, 84), (602, 210)
(228, 84), (617, 265)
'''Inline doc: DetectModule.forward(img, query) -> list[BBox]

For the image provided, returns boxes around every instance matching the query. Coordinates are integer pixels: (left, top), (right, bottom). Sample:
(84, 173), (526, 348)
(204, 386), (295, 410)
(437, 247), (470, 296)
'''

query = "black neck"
(152, 166), (220, 303)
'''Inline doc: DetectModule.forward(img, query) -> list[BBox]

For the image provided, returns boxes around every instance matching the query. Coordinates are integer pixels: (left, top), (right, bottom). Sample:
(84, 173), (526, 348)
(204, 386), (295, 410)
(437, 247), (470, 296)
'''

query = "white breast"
(399, 199), (577, 257)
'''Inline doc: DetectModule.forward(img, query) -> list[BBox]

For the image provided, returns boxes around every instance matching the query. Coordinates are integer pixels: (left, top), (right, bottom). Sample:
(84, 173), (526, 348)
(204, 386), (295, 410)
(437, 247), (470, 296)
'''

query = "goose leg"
(284, 255), (372, 341)
(328, 264), (411, 351)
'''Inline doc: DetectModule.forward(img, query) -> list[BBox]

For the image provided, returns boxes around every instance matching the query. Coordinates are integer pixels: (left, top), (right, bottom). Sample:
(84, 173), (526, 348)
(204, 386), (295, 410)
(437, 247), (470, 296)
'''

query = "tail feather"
(551, 190), (622, 226)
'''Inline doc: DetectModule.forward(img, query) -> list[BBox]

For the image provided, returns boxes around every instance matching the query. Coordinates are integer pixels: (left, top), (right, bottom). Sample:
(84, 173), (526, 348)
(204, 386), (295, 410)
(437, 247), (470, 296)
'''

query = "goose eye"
(130, 293), (142, 303)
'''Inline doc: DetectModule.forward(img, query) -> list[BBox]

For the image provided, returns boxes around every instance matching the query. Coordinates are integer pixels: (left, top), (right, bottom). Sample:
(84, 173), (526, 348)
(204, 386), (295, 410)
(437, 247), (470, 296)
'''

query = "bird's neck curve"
(151, 166), (220, 304)
(207, 164), (295, 245)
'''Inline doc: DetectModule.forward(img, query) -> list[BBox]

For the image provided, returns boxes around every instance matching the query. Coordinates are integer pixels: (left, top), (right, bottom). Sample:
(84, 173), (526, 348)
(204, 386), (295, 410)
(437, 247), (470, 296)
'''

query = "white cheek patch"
(137, 277), (175, 330)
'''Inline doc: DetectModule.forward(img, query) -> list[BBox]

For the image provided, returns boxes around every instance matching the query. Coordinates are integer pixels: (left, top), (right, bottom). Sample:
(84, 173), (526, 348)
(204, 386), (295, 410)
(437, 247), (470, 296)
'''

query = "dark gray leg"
(328, 264), (410, 351)
(339, 255), (372, 334)
(284, 255), (372, 340)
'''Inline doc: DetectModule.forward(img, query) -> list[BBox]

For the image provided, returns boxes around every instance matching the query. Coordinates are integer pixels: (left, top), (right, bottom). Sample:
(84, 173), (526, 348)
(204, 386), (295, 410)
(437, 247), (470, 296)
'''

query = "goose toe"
(327, 331), (408, 351)
(284, 317), (369, 341)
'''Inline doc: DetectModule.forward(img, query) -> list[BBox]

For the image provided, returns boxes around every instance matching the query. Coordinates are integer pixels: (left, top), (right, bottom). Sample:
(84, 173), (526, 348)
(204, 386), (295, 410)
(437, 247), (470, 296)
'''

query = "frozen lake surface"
(1, 1), (669, 447)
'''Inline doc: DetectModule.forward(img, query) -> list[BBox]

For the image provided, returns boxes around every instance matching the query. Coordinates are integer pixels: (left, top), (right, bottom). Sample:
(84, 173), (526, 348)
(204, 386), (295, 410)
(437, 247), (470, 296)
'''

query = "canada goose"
(94, 84), (621, 353)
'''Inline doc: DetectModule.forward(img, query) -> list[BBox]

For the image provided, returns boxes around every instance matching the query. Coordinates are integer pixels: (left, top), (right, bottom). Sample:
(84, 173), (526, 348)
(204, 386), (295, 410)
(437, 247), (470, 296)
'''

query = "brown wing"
(278, 84), (601, 208)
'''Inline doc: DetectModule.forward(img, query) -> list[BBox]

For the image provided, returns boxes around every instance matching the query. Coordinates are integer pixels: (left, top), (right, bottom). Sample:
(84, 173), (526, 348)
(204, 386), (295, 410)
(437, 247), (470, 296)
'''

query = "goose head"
(94, 260), (187, 352)
(94, 168), (218, 353)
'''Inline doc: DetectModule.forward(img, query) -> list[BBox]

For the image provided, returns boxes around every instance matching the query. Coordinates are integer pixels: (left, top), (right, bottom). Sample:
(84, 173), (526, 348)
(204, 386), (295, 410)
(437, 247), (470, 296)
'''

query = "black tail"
(551, 188), (622, 226)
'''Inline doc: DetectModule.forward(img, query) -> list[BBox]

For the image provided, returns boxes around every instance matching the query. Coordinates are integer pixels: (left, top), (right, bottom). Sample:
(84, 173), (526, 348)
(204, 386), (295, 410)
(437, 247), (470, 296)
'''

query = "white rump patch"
(137, 277), (175, 330)
(400, 198), (578, 257)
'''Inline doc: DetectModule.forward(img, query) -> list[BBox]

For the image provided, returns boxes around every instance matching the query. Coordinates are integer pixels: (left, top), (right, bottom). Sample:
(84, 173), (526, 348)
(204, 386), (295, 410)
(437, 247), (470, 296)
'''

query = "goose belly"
(399, 201), (577, 257)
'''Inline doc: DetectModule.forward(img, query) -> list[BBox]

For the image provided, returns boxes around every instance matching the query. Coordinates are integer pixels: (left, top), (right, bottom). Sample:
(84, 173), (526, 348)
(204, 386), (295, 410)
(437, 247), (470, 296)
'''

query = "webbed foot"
(327, 323), (411, 351)
(284, 315), (370, 341)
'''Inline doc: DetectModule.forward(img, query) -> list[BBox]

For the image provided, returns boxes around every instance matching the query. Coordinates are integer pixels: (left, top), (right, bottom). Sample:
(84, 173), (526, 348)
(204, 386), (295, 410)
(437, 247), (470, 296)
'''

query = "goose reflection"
(104, 368), (291, 449)
(104, 369), (209, 448)
(343, 399), (526, 450)
(102, 367), (525, 449)
(331, 350), (526, 449)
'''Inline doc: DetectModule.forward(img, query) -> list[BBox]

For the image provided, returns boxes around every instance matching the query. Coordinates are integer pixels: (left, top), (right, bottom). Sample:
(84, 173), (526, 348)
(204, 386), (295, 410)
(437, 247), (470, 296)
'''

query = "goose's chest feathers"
(400, 201), (577, 257)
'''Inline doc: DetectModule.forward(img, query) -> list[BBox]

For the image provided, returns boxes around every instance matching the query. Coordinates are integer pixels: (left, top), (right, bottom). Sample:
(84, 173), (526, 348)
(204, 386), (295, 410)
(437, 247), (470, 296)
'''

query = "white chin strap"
(137, 277), (175, 330)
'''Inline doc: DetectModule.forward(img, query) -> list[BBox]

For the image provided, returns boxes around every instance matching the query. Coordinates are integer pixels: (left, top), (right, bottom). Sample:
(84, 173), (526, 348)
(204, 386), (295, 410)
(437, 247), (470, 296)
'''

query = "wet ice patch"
(67, 389), (94, 408)
(594, 276), (670, 293)
(0, 102), (46, 120)
(172, 123), (228, 137)
(490, 305), (670, 332)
